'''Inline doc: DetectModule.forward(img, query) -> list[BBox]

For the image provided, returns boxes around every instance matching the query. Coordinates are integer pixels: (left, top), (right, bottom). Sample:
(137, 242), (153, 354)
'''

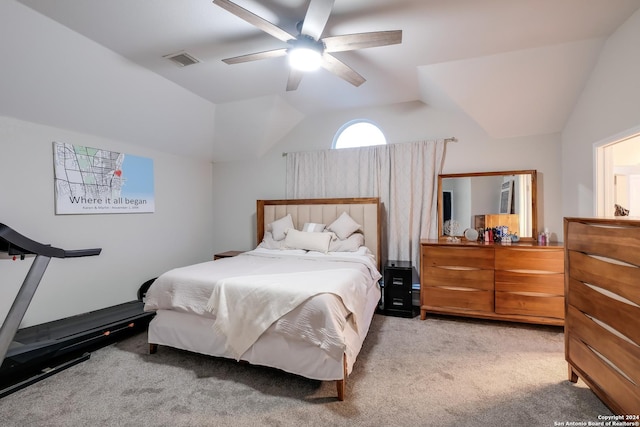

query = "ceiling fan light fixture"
(289, 47), (321, 71)
(213, 0), (402, 90)
(288, 35), (323, 72)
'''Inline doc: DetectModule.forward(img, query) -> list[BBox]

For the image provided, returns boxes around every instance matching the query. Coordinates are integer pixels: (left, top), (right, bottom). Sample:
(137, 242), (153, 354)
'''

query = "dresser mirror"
(438, 170), (537, 241)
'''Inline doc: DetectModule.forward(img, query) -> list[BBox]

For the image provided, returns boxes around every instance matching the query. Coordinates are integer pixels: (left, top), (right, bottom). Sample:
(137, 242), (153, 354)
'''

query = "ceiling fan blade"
(286, 69), (304, 91)
(222, 48), (288, 65)
(321, 53), (365, 87)
(323, 30), (402, 53)
(300, 0), (335, 40)
(213, 0), (295, 42)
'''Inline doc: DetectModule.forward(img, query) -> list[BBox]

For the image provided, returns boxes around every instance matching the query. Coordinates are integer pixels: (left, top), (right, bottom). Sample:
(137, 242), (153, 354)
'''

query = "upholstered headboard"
(257, 198), (382, 271)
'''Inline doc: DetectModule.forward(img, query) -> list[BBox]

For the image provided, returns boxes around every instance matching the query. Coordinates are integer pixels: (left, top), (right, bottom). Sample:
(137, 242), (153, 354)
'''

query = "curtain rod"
(282, 136), (457, 157)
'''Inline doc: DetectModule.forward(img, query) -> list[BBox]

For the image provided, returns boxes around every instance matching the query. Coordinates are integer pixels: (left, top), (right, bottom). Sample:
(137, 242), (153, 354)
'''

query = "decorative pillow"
(330, 246), (370, 257)
(326, 212), (362, 240)
(257, 231), (285, 250)
(269, 214), (294, 241)
(284, 229), (332, 253)
(302, 222), (326, 233)
(329, 232), (365, 252)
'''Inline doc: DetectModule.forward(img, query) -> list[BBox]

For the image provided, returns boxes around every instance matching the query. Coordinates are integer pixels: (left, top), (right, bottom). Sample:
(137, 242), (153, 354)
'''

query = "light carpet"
(0, 314), (612, 426)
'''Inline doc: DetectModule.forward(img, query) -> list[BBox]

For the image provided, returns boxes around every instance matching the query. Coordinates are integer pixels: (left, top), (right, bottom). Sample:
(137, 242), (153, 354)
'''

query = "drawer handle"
(438, 286), (485, 292)
(437, 266), (482, 271)
(504, 269), (561, 275)
(503, 291), (561, 297)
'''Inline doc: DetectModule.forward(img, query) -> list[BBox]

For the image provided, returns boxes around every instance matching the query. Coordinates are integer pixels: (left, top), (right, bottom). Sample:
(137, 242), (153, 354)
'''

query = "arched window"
(332, 120), (387, 149)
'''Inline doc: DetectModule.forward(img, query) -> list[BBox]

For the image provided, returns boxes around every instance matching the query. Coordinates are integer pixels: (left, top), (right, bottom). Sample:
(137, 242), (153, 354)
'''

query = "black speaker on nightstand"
(381, 260), (418, 318)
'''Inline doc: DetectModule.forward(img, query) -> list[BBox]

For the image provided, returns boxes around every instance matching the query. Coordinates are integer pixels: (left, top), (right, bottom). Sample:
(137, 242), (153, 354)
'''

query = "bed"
(144, 197), (382, 400)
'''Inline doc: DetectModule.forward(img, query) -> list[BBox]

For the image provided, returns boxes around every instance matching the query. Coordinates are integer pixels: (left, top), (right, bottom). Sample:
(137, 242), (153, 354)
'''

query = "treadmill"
(0, 223), (154, 398)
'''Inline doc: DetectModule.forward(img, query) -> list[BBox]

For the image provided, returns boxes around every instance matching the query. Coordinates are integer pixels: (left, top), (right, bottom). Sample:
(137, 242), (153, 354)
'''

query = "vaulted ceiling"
(11, 0), (640, 161)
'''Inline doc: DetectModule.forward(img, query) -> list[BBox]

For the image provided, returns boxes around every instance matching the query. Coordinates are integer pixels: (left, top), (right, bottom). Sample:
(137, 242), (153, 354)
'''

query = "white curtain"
(285, 140), (446, 270)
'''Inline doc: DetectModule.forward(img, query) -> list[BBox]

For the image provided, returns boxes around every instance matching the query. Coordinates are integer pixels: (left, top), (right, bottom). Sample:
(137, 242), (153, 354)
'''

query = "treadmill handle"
(0, 223), (101, 258)
(64, 248), (102, 258)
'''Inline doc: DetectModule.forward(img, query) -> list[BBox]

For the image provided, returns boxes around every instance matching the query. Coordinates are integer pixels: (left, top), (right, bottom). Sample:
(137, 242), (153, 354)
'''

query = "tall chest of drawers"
(420, 240), (564, 326)
(564, 217), (640, 414)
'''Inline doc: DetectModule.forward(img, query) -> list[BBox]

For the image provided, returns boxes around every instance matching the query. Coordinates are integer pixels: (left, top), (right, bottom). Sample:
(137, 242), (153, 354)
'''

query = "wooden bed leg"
(149, 343), (158, 354)
(568, 364), (578, 383)
(336, 379), (345, 401)
(336, 354), (347, 401)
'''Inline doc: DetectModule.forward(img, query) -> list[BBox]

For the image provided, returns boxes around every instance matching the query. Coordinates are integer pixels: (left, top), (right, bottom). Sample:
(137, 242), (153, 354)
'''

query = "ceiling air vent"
(163, 51), (200, 67)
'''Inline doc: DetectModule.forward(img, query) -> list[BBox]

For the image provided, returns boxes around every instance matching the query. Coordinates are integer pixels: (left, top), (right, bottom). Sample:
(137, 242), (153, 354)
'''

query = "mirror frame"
(437, 170), (537, 241)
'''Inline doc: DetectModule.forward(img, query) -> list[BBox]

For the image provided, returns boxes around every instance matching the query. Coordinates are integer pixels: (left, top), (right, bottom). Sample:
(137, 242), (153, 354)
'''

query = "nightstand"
(213, 250), (244, 260)
(382, 260), (418, 318)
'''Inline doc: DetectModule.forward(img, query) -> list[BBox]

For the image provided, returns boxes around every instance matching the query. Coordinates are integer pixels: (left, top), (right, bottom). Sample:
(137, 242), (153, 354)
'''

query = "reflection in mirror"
(438, 170), (537, 240)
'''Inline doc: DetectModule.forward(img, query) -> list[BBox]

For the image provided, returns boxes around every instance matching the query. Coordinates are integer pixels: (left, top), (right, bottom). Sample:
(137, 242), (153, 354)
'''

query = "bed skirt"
(148, 282), (380, 381)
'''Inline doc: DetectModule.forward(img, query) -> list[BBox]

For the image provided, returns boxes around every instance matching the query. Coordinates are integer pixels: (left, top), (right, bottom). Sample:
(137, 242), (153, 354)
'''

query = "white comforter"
(144, 248), (381, 360)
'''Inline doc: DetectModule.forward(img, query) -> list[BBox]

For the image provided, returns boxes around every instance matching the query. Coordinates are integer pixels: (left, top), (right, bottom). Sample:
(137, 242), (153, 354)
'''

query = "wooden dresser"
(564, 217), (640, 414)
(420, 240), (564, 326)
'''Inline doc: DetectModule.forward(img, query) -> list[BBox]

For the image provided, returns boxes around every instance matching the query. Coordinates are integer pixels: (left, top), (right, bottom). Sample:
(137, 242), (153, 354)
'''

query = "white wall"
(613, 135), (640, 166)
(562, 9), (640, 217)
(0, 1), (218, 328)
(211, 101), (564, 252)
(0, 116), (214, 327)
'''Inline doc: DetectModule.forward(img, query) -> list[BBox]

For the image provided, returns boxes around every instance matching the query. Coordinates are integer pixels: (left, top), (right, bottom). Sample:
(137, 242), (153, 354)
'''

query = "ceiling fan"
(212, 0), (402, 91)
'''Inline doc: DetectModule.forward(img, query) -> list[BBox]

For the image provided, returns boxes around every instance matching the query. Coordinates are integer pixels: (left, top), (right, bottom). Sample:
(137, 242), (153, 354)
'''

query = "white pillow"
(302, 222), (326, 233)
(258, 231), (285, 250)
(252, 247), (307, 256)
(284, 229), (332, 253)
(326, 212), (362, 240)
(329, 232), (365, 252)
(269, 214), (294, 241)
(329, 246), (371, 257)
